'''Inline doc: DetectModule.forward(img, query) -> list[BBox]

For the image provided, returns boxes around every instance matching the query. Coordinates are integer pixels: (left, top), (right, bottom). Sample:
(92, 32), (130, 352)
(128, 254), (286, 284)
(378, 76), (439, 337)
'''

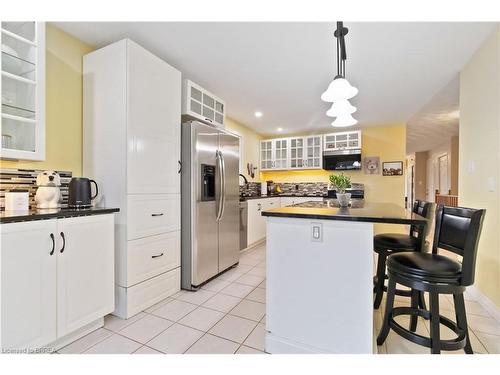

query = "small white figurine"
(34, 170), (62, 209)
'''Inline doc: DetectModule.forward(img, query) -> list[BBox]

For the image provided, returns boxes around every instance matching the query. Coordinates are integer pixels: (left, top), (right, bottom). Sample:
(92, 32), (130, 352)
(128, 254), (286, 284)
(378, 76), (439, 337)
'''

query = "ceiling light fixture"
(331, 113), (358, 128)
(254, 111), (263, 118)
(326, 99), (357, 117)
(322, 21), (358, 127)
(277, 127), (283, 132)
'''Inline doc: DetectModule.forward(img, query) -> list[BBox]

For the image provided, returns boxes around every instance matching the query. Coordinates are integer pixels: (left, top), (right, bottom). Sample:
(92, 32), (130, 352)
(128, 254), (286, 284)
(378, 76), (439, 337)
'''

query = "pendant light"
(321, 21), (358, 127)
(326, 99), (356, 117)
(331, 113), (358, 127)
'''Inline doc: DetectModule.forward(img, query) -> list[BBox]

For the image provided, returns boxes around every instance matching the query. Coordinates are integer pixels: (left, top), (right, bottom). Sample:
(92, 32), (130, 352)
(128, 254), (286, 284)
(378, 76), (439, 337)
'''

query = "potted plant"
(329, 173), (352, 207)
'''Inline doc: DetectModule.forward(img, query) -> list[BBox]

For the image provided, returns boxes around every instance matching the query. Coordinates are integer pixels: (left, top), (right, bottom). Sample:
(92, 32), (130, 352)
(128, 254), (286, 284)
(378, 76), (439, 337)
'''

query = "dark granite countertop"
(261, 201), (426, 225)
(0, 206), (120, 224)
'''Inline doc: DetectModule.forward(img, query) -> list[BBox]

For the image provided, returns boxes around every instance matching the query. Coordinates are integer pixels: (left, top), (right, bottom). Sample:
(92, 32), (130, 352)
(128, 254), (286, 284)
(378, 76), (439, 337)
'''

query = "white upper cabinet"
(126, 41), (181, 194)
(262, 135), (322, 171)
(260, 138), (289, 171)
(1, 22), (45, 161)
(260, 139), (273, 170)
(272, 138), (288, 169)
(323, 130), (361, 151)
(182, 79), (225, 128)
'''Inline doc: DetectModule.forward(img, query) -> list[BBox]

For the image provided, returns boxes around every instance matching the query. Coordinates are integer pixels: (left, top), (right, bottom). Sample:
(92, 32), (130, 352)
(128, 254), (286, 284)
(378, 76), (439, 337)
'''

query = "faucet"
(239, 174), (248, 185)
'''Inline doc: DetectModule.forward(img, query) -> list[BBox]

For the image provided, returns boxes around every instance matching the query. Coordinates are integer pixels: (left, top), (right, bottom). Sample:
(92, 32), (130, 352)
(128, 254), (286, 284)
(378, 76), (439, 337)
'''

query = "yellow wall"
(1, 24), (94, 175)
(225, 117), (264, 182)
(261, 124), (407, 207)
(459, 26), (500, 308)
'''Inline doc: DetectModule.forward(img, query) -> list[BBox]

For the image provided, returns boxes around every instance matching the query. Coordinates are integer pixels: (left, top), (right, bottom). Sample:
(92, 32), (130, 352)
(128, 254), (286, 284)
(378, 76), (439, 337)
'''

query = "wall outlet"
(311, 223), (322, 242)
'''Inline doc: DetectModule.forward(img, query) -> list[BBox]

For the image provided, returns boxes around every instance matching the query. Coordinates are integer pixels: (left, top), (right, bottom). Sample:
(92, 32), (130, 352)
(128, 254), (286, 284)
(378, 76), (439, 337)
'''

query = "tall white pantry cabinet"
(83, 39), (182, 318)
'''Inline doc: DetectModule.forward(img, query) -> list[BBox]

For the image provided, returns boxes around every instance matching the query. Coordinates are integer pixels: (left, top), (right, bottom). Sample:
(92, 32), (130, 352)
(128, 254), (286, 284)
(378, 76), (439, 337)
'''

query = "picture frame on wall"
(363, 156), (380, 175)
(382, 161), (403, 176)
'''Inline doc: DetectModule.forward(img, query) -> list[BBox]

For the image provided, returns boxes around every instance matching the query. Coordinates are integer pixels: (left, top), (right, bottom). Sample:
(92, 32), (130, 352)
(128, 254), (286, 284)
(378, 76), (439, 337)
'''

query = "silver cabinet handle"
(257, 203), (261, 211)
(151, 213), (164, 217)
(151, 253), (164, 259)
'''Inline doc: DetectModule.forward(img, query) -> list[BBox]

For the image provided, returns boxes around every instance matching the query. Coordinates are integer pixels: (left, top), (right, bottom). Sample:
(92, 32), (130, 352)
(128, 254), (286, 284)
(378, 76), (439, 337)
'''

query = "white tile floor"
(58, 243), (500, 354)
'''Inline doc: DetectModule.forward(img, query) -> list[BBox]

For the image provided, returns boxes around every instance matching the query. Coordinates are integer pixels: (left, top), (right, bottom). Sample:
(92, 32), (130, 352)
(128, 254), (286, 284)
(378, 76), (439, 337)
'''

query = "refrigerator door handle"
(219, 151), (226, 220)
(216, 150), (224, 221)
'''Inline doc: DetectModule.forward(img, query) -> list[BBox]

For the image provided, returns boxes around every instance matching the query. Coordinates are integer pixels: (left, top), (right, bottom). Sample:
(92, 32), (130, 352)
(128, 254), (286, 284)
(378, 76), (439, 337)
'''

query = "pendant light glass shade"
(331, 113), (358, 127)
(326, 99), (356, 117)
(321, 77), (358, 102)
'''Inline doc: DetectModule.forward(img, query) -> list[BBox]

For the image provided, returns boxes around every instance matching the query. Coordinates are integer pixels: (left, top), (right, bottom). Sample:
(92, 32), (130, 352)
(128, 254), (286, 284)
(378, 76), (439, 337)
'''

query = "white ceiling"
(56, 22), (496, 141)
(406, 75), (460, 153)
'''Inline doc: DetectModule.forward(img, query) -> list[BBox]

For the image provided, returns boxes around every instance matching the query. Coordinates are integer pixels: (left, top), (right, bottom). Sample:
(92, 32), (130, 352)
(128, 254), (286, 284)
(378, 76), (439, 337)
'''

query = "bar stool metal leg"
(429, 292), (441, 354)
(377, 277), (396, 346)
(453, 293), (473, 354)
(410, 289), (419, 332)
(374, 252), (387, 309)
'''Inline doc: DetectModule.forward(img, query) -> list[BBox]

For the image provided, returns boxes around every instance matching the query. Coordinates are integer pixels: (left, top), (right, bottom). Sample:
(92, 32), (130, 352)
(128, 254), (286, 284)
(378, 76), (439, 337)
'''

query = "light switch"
(311, 223), (322, 242)
(487, 176), (496, 192)
(468, 160), (476, 173)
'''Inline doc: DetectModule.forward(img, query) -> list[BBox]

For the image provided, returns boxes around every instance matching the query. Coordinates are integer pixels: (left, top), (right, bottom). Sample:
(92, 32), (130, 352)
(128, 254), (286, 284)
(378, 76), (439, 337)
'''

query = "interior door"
(56, 215), (114, 337)
(438, 154), (449, 195)
(426, 158), (435, 202)
(218, 130), (240, 271)
(191, 122), (219, 286)
(1, 220), (57, 350)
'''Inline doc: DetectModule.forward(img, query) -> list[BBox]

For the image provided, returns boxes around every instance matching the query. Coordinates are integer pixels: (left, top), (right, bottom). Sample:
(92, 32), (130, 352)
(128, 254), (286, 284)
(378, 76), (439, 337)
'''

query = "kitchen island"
(261, 200), (426, 354)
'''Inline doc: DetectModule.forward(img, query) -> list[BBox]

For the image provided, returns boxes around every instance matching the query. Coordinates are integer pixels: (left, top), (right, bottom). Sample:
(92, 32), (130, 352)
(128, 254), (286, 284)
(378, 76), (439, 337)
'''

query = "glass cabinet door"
(260, 140), (273, 170)
(1, 21), (45, 160)
(273, 139), (288, 169)
(305, 136), (322, 169)
(289, 137), (304, 169)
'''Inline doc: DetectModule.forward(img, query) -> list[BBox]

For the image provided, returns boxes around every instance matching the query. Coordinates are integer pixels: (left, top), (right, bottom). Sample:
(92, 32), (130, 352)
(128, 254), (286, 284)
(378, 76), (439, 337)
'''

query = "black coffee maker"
(68, 177), (98, 208)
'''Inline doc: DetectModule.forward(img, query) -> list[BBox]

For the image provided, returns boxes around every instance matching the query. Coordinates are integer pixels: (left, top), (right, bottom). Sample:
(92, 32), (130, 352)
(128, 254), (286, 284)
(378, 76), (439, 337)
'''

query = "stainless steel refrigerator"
(181, 120), (240, 290)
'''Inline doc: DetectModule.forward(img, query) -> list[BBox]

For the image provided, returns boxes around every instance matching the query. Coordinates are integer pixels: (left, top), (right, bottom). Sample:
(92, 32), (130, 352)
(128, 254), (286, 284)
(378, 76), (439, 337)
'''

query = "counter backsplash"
(0, 168), (72, 210)
(239, 181), (329, 197)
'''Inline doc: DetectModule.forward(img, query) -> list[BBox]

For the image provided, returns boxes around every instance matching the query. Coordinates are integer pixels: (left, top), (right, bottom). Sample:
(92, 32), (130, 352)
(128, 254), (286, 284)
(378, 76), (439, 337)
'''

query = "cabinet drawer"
(126, 231), (180, 287)
(115, 267), (180, 319)
(127, 194), (180, 240)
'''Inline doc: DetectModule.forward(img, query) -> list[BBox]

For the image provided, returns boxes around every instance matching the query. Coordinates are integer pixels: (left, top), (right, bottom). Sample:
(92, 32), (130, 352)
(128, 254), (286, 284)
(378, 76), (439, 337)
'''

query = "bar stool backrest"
(410, 200), (436, 243)
(432, 205), (486, 286)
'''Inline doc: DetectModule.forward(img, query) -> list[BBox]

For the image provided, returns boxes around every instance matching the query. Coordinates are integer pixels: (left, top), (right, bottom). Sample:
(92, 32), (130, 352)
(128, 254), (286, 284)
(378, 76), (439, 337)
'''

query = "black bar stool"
(377, 205), (486, 354)
(373, 200), (436, 309)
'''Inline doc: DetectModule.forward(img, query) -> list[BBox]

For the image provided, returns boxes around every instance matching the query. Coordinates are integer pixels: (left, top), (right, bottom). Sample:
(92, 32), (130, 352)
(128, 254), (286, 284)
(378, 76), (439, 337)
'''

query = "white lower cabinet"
(245, 197), (324, 248)
(56, 215), (114, 338)
(0, 214), (115, 350)
(247, 197), (281, 246)
(0, 219), (57, 350)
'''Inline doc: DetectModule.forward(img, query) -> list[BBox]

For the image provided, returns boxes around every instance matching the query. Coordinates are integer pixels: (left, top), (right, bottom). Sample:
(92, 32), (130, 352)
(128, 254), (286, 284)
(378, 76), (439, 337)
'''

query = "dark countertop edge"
(0, 208), (120, 224)
(261, 211), (427, 225)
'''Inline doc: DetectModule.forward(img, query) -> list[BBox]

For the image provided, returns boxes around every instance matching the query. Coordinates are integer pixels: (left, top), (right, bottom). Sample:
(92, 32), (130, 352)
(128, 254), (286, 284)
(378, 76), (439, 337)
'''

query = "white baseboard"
(240, 239), (265, 254)
(466, 286), (500, 323)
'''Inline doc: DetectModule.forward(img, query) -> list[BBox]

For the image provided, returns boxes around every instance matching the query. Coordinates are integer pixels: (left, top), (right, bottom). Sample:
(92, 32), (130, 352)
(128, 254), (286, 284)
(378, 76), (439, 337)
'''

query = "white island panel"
(265, 216), (374, 353)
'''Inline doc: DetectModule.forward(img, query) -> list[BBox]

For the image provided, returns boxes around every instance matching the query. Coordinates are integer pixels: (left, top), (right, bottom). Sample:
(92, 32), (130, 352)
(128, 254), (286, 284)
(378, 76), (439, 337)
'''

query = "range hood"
(323, 149), (362, 171)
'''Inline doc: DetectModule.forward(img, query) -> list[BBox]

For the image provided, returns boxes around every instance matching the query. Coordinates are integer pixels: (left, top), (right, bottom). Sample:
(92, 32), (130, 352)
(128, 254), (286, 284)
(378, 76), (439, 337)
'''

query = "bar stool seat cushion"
(387, 252), (462, 281)
(374, 233), (420, 253)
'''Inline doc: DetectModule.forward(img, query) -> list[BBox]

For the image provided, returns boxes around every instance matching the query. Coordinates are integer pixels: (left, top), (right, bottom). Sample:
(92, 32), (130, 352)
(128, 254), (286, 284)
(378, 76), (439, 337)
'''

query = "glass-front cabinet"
(260, 140), (273, 170)
(272, 138), (288, 169)
(182, 79), (225, 128)
(305, 135), (322, 169)
(323, 130), (361, 151)
(1, 22), (45, 160)
(260, 138), (288, 171)
(289, 137), (304, 169)
(260, 135), (322, 171)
